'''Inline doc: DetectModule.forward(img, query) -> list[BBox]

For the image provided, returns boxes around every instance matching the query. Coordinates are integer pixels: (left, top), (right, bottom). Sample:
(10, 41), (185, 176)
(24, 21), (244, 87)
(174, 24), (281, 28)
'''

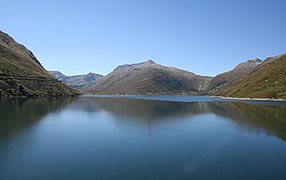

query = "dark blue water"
(1, 96), (286, 179)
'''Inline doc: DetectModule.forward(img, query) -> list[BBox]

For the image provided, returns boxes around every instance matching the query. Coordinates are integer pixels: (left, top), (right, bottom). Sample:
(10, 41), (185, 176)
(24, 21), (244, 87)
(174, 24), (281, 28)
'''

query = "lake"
(1, 96), (286, 179)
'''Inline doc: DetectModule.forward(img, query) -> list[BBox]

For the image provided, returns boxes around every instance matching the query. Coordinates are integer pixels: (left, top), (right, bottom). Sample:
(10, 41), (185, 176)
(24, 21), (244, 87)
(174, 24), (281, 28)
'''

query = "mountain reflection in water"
(1, 96), (286, 180)
(71, 97), (286, 141)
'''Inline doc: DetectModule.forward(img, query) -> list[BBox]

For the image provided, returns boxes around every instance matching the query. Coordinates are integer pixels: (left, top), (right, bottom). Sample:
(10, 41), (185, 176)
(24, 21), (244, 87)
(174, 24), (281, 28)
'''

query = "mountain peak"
(49, 71), (103, 90)
(247, 58), (262, 63)
(234, 58), (262, 70)
(144, 60), (156, 64)
(49, 71), (66, 78)
(114, 60), (156, 71)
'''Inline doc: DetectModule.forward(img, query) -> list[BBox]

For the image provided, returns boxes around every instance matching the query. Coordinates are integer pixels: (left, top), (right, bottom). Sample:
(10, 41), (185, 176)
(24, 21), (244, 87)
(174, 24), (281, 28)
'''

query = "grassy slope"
(0, 78), (80, 98)
(214, 54), (286, 99)
(0, 31), (79, 98)
(204, 60), (262, 92)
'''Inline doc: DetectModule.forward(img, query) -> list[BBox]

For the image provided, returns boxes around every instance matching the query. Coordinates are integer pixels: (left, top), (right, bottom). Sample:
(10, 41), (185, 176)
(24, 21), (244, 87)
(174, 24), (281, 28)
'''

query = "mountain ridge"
(87, 59), (211, 95)
(1, 29), (285, 99)
(0, 30), (79, 98)
(48, 52), (286, 99)
(49, 71), (103, 90)
(212, 53), (286, 99)
(205, 58), (263, 92)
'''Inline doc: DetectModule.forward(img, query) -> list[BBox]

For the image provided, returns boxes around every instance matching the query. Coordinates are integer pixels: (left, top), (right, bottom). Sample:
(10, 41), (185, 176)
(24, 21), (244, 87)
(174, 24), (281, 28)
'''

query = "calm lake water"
(1, 96), (286, 179)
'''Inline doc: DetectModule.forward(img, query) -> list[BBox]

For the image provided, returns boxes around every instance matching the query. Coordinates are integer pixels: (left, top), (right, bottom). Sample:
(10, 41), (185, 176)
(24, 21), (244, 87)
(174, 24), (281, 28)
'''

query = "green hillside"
(213, 53), (286, 99)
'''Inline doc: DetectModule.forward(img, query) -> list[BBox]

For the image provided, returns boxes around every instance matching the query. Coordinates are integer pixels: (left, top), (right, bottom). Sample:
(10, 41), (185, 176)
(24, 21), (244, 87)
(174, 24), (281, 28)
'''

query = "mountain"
(0, 30), (79, 98)
(213, 53), (286, 99)
(87, 60), (211, 95)
(49, 71), (103, 90)
(205, 58), (262, 91)
(49, 71), (66, 80)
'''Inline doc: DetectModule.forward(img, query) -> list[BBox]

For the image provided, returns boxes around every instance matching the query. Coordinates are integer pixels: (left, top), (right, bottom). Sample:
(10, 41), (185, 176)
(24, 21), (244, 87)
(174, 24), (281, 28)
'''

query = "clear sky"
(1, 0), (286, 76)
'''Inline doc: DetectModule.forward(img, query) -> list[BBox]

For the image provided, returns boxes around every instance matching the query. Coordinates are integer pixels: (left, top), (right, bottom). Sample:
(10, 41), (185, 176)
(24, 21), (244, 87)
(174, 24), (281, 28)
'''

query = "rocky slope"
(87, 60), (211, 95)
(0, 30), (79, 98)
(205, 58), (262, 91)
(49, 71), (103, 90)
(213, 53), (286, 99)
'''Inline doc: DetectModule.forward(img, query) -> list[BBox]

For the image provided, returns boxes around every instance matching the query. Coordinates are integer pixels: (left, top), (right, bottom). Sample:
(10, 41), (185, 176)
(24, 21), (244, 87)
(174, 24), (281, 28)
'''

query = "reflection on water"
(73, 97), (286, 141)
(72, 97), (209, 119)
(1, 97), (286, 180)
(210, 102), (286, 140)
(0, 98), (74, 137)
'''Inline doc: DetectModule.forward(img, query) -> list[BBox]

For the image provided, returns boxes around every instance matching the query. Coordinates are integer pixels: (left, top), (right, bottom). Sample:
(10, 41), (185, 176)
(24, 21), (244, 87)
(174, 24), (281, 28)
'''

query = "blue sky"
(1, 0), (286, 76)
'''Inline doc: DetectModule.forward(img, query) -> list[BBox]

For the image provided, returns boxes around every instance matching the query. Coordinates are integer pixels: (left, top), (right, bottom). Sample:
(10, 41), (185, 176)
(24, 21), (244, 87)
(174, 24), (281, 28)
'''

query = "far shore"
(2, 93), (285, 102)
(213, 96), (286, 102)
(80, 94), (286, 102)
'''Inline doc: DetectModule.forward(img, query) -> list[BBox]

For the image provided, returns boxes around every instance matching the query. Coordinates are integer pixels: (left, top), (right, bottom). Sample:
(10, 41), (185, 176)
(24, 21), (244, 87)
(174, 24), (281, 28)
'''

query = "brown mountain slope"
(213, 53), (286, 99)
(0, 30), (79, 98)
(87, 60), (211, 95)
(205, 59), (262, 92)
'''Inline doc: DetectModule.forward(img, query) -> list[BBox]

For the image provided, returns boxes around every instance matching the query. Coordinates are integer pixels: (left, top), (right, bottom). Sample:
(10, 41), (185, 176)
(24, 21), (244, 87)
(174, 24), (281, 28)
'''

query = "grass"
(215, 54), (286, 99)
(0, 31), (80, 98)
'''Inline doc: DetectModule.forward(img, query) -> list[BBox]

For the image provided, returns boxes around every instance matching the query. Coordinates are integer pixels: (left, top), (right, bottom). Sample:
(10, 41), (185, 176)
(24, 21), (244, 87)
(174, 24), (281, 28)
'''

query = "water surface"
(1, 96), (286, 179)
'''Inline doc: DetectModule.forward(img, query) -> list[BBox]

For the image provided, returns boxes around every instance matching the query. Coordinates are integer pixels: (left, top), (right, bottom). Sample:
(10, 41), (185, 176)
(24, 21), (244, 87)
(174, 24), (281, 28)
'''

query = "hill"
(87, 60), (211, 95)
(213, 53), (286, 99)
(0, 30), (79, 98)
(205, 58), (262, 91)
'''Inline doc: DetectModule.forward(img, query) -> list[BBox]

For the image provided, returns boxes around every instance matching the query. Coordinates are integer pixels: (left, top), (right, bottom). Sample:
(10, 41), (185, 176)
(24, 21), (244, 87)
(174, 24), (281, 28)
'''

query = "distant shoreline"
(81, 94), (286, 102)
(212, 96), (286, 102)
(2, 93), (285, 102)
